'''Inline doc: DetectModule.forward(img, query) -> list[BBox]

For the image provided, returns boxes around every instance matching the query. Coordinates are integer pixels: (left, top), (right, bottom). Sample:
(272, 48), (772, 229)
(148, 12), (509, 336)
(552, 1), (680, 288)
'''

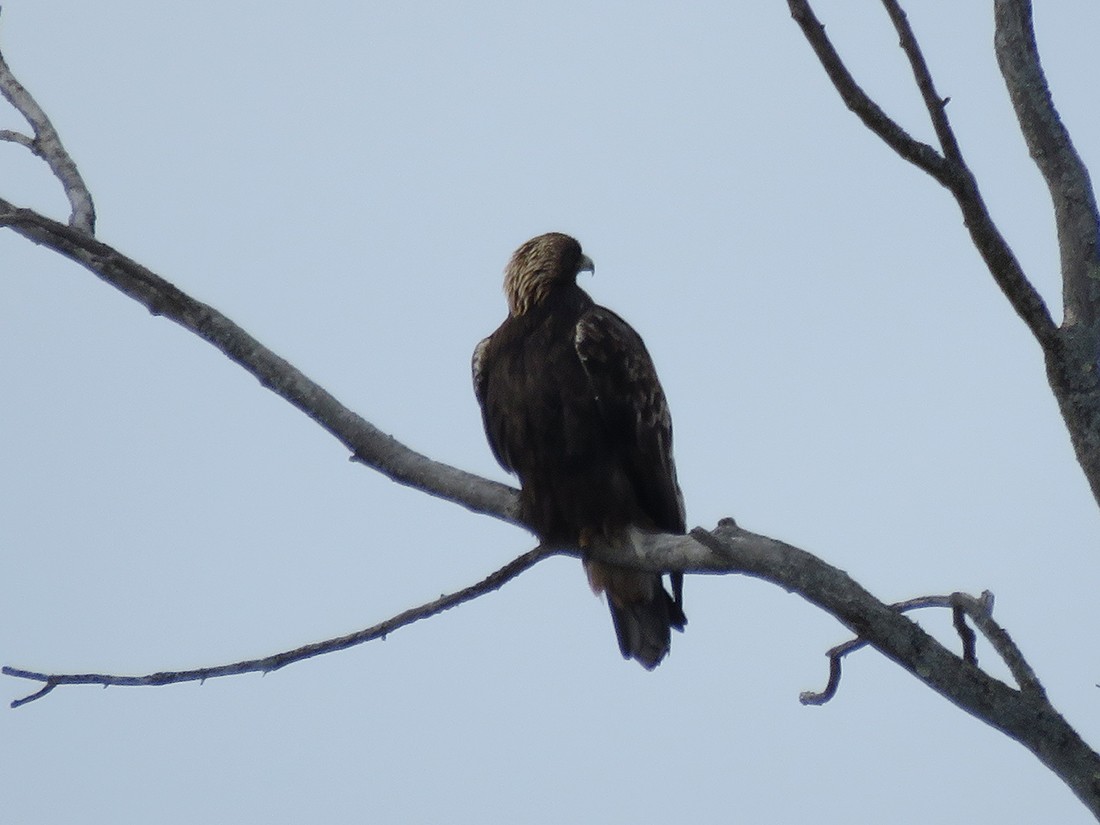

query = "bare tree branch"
(994, 0), (1100, 330)
(787, 0), (1058, 350)
(0, 35), (95, 232)
(951, 599), (979, 666)
(0, 201), (521, 527)
(0, 126), (33, 149)
(785, 0), (952, 186)
(988, 2), (1100, 512)
(791, 1), (1100, 514)
(951, 590), (1044, 697)
(784, 0), (1100, 516)
(4, 545), (555, 708)
(880, 0), (962, 163)
(682, 523), (1100, 818)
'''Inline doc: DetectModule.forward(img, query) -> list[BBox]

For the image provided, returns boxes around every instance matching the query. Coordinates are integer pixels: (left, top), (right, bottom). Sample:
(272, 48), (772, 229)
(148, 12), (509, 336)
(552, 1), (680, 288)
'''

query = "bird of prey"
(472, 232), (686, 668)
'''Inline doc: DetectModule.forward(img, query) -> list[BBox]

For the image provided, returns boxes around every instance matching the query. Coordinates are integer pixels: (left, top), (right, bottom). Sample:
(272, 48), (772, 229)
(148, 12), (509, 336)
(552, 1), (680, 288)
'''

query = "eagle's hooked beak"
(578, 254), (595, 276)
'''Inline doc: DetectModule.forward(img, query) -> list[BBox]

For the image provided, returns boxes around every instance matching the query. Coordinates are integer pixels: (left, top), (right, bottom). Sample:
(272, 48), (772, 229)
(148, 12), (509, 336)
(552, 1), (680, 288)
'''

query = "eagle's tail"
(584, 561), (687, 670)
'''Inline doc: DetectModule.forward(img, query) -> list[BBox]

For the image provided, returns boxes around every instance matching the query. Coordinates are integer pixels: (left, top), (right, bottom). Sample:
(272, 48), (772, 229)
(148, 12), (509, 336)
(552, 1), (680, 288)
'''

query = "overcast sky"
(4, 2), (1100, 823)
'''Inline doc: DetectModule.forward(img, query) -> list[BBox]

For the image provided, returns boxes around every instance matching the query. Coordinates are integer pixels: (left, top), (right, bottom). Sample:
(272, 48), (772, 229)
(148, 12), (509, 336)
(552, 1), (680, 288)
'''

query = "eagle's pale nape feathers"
(473, 232), (686, 669)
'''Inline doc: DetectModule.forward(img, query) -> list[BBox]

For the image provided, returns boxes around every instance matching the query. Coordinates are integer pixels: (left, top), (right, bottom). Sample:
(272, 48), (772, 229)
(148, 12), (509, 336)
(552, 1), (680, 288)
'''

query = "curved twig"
(799, 592), (987, 706)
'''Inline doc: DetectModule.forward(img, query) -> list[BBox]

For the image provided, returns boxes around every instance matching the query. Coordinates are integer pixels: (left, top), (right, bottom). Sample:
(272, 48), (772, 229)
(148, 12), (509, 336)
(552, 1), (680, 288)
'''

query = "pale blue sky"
(3, 2), (1100, 822)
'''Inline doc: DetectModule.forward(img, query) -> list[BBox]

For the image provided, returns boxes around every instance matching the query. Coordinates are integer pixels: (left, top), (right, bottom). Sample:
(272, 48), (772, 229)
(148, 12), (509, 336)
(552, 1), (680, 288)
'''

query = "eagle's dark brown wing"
(472, 335), (512, 470)
(574, 305), (687, 668)
(573, 306), (685, 535)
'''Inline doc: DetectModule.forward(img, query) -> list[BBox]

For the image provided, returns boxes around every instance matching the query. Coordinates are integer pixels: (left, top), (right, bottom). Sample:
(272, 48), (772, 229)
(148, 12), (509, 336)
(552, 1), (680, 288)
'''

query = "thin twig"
(880, 0), (962, 162)
(951, 590), (1045, 696)
(4, 545), (556, 708)
(0, 126), (33, 148)
(0, 33), (95, 232)
(951, 603), (977, 665)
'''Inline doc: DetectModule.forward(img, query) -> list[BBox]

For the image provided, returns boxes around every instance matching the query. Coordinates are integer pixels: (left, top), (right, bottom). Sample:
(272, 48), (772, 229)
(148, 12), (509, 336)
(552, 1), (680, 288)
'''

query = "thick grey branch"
(994, 0), (1100, 330)
(571, 523), (1100, 813)
(990, 2), (1100, 508)
(0, 201), (521, 525)
(674, 522), (1100, 818)
(0, 42), (95, 232)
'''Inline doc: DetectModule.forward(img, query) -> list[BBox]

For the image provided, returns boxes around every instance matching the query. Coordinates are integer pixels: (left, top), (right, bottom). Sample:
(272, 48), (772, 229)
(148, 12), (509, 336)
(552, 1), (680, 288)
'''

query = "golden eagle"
(473, 232), (686, 668)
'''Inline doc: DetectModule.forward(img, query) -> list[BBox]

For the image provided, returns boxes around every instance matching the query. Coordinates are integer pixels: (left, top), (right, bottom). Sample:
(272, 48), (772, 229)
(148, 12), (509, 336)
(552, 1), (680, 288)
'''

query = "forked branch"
(785, 0), (952, 185)
(787, 0), (1057, 348)
(0, 33), (95, 232)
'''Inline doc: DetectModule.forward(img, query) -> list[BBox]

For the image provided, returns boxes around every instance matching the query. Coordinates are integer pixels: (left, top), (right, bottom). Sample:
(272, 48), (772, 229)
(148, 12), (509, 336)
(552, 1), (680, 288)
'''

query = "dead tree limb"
(0, 202), (521, 526)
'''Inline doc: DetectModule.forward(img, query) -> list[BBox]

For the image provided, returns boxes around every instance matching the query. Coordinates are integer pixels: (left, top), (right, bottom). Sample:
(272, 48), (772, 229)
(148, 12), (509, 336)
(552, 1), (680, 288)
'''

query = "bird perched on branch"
(473, 232), (686, 668)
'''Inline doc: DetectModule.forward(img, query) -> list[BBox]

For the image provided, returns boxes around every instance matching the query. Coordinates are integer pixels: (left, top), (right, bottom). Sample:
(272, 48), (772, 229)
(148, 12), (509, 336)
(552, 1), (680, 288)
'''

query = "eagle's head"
(504, 232), (595, 317)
